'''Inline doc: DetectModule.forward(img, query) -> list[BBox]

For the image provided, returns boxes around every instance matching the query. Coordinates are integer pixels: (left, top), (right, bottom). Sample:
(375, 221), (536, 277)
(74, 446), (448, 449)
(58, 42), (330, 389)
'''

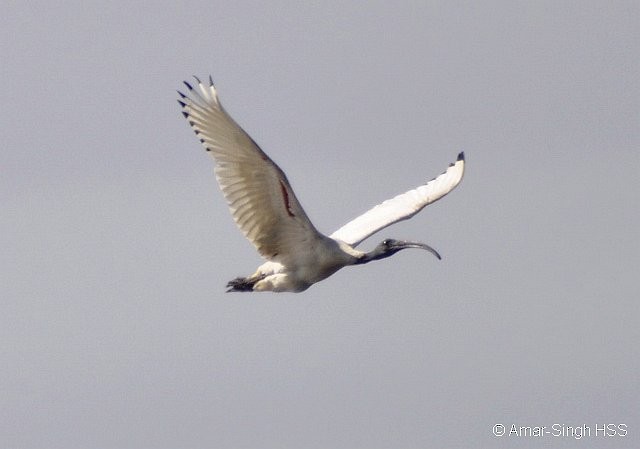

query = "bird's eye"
(383, 239), (391, 246)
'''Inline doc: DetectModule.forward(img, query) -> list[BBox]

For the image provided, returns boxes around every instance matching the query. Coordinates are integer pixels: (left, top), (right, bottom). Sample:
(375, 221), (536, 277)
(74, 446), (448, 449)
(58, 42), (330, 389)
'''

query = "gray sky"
(2, 1), (638, 448)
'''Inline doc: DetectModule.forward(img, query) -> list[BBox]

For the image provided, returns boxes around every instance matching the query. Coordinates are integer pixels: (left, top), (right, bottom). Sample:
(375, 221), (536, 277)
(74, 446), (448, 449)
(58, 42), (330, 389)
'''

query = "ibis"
(178, 76), (465, 292)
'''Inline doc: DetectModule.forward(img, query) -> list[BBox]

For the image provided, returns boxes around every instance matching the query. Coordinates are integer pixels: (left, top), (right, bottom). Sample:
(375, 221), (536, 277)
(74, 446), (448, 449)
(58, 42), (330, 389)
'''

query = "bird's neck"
(354, 247), (389, 265)
(332, 240), (369, 265)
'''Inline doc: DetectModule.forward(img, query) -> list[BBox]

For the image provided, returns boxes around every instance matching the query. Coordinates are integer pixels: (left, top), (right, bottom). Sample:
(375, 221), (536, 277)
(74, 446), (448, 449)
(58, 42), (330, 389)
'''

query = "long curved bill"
(394, 240), (442, 260)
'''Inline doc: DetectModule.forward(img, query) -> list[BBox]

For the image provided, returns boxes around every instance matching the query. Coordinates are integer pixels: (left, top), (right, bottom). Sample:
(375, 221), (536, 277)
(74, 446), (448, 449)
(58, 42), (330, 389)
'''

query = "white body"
(178, 77), (465, 292)
(250, 239), (361, 292)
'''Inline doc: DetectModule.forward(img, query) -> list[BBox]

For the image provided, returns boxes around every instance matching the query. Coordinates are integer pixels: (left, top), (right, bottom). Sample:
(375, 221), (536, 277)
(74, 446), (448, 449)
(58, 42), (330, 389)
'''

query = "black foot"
(226, 277), (256, 292)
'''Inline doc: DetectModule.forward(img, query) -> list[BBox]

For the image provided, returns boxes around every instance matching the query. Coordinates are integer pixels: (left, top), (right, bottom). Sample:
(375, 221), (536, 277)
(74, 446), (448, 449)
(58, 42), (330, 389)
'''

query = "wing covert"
(330, 153), (465, 247)
(178, 77), (321, 262)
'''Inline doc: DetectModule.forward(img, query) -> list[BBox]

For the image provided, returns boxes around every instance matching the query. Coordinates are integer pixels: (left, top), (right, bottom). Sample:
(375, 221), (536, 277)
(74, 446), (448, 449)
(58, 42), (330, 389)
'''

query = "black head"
(359, 238), (442, 263)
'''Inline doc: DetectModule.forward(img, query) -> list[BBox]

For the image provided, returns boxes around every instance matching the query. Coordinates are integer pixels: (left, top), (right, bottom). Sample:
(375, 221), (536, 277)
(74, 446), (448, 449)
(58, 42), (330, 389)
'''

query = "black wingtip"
(193, 75), (202, 84)
(177, 90), (186, 99)
(183, 81), (193, 91)
(457, 151), (465, 161)
(177, 100), (186, 108)
(181, 111), (189, 119)
(208, 75), (214, 86)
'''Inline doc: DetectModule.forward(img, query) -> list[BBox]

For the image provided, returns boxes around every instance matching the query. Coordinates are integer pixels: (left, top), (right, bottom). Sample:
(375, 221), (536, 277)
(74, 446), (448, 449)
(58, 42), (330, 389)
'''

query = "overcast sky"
(2, 1), (638, 448)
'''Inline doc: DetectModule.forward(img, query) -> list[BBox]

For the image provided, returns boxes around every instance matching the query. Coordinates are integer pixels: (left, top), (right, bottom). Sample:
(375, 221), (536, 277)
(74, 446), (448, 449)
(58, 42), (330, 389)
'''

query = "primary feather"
(330, 152), (465, 247)
(179, 78), (322, 266)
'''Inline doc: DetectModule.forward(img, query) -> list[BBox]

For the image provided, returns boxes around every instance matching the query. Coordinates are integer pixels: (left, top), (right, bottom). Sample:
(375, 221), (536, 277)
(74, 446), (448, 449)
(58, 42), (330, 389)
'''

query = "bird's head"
(358, 238), (441, 264)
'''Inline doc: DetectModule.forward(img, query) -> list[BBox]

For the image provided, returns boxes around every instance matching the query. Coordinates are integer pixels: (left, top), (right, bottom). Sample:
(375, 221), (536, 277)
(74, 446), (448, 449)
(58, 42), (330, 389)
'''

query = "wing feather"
(330, 153), (465, 247)
(178, 77), (322, 262)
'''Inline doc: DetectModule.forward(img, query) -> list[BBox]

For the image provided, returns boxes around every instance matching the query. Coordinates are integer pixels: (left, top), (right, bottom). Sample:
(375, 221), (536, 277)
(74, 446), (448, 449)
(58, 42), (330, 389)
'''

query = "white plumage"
(178, 76), (465, 292)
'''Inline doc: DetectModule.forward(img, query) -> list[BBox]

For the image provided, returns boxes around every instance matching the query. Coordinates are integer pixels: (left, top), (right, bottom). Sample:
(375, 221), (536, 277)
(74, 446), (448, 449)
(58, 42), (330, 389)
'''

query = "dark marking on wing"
(279, 179), (295, 217)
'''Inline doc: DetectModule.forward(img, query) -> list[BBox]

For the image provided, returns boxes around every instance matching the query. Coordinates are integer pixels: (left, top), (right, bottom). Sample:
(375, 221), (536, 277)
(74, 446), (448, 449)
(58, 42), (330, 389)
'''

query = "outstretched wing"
(178, 76), (322, 263)
(330, 152), (465, 247)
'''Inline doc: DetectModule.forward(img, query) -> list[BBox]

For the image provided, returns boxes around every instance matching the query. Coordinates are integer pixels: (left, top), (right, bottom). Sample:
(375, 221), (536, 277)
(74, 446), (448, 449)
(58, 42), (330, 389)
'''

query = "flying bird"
(178, 76), (465, 292)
